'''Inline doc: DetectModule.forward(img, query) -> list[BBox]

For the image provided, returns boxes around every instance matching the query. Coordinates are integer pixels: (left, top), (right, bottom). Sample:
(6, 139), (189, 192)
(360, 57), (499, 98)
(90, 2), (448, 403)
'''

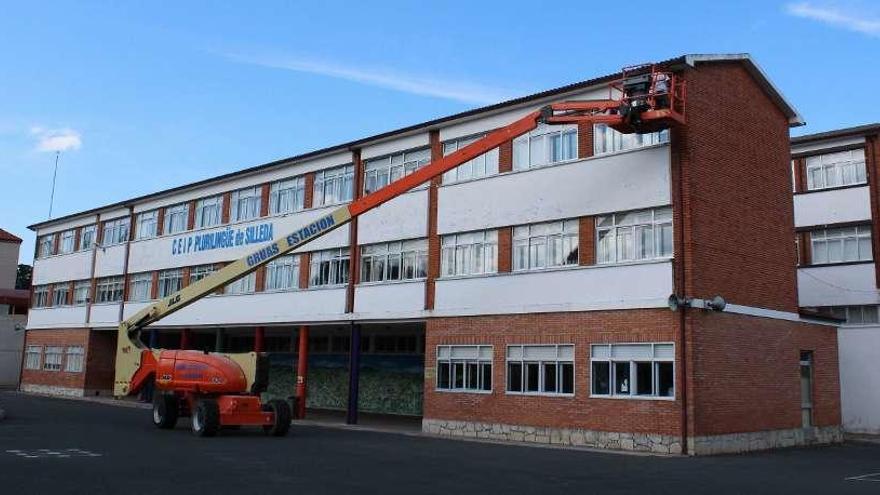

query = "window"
(95, 276), (124, 303)
(364, 148), (430, 194)
(269, 177), (305, 215)
(52, 283), (70, 306)
(189, 264), (215, 285)
(25, 346), (42, 370)
(506, 344), (574, 395)
(195, 195), (223, 228)
(441, 230), (498, 277)
(65, 346), (85, 373)
(164, 203), (189, 234)
(597, 207), (673, 264)
(60, 230), (75, 254)
(37, 235), (53, 258)
(436, 345), (493, 392)
(513, 220), (579, 271)
(811, 226), (872, 264)
(593, 124), (669, 154)
(265, 255), (299, 291)
(800, 351), (813, 428)
(43, 346), (63, 371)
(128, 273), (153, 302)
(361, 239), (427, 283)
(102, 218), (130, 246)
(591, 343), (675, 399)
(513, 124), (577, 170)
(32, 285), (49, 308)
(442, 135), (499, 184)
(230, 186), (261, 222)
(157, 269), (183, 298)
(806, 149), (867, 191)
(136, 211), (158, 240)
(80, 225), (97, 251)
(73, 280), (91, 305)
(309, 248), (350, 287)
(826, 305), (880, 325)
(225, 272), (256, 295)
(314, 165), (354, 206)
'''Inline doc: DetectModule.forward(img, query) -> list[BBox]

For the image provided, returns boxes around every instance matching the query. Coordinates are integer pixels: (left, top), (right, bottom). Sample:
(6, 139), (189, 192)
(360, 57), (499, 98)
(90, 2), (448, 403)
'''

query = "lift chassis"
(114, 64), (685, 437)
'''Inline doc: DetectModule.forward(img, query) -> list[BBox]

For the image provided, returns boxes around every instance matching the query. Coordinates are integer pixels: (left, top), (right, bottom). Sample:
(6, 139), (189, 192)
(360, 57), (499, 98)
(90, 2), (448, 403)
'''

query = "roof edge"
(791, 122), (880, 145)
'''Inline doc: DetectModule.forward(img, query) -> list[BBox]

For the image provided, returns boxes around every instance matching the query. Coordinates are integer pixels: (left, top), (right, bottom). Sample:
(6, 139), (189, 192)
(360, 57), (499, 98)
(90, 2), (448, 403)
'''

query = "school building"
(21, 54), (846, 454)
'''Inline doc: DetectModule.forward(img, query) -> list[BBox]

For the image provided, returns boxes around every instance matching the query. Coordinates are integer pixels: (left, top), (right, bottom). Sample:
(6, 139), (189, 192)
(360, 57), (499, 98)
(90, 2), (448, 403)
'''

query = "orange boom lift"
(113, 64), (685, 436)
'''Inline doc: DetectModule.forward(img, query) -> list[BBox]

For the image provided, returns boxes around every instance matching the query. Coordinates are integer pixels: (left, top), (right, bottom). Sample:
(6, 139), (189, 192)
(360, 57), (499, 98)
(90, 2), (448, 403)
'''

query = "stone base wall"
(689, 426), (844, 455)
(423, 419), (844, 455)
(21, 384), (85, 397)
(423, 419), (682, 454)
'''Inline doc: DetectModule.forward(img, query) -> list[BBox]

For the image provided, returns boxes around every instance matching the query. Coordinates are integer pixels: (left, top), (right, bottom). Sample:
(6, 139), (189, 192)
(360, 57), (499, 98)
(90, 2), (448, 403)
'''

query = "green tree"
(15, 264), (32, 290)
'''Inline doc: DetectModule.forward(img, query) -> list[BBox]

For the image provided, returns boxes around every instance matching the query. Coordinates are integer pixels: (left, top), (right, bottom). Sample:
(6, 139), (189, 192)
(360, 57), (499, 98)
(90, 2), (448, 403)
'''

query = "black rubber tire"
(262, 399), (291, 437)
(152, 393), (178, 429)
(191, 399), (221, 437)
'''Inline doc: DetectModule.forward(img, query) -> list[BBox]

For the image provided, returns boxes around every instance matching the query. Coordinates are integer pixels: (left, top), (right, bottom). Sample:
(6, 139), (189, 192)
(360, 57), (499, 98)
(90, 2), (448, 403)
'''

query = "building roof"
(29, 53), (802, 232)
(0, 228), (22, 244)
(791, 122), (880, 145)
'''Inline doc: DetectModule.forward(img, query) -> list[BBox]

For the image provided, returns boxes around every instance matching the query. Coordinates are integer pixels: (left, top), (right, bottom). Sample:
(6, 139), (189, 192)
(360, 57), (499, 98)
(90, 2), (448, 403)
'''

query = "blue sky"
(1, 1), (878, 263)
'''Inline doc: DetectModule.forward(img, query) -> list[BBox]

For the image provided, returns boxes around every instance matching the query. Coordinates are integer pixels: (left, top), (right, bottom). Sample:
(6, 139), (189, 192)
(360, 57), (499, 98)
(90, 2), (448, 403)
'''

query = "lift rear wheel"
(191, 399), (220, 437)
(152, 393), (178, 429)
(262, 399), (291, 437)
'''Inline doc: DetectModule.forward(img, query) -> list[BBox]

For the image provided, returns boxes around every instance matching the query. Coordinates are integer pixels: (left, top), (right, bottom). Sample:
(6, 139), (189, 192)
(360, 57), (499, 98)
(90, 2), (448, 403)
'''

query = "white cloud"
(786, 2), (880, 37)
(30, 126), (82, 152)
(221, 51), (518, 105)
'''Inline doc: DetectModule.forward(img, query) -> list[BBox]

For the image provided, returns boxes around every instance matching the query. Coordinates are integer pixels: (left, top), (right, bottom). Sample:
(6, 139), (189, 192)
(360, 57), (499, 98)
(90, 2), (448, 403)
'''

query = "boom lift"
(114, 64), (685, 437)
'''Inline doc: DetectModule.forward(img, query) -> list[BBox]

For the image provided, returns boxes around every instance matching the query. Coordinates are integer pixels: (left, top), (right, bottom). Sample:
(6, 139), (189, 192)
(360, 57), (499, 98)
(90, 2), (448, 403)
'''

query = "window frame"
(32, 285), (50, 308)
(590, 342), (675, 400)
(136, 210), (158, 240)
(80, 225), (97, 251)
(127, 272), (153, 302)
(265, 255), (300, 292)
(360, 239), (428, 284)
(164, 203), (189, 235)
(95, 276), (124, 304)
(225, 271), (256, 295)
(309, 248), (350, 287)
(52, 283), (70, 307)
(25, 345), (42, 370)
(195, 195), (223, 229)
(101, 217), (131, 246)
(440, 230), (498, 278)
(512, 124), (578, 171)
(363, 148), (430, 195)
(314, 165), (355, 207)
(43, 346), (63, 371)
(230, 186), (262, 223)
(435, 345), (493, 394)
(60, 230), (75, 254)
(64, 346), (85, 373)
(441, 134), (500, 184)
(513, 219), (579, 272)
(596, 207), (673, 265)
(157, 269), (183, 298)
(805, 149), (867, 192)
(269, 176), (305, 215)
(72, 280), (91, 305)
(810, 225), (873, 265)
(593, 124), (669, 155)
(505, 344), (575, 397)
(37, 234), (54, 258)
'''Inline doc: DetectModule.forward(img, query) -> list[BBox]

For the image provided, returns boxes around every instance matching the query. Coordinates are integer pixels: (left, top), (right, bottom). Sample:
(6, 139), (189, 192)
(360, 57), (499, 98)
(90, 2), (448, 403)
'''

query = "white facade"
(28, 80), (678, 331)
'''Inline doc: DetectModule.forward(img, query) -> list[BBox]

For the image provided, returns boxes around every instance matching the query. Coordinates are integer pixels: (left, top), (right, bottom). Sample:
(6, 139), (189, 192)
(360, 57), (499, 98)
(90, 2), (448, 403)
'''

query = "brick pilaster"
(426, 130), (442, 310)
(150, 271), (159, 300)
(221, 193), (232, 224)
(577, 121), (594, 159)
(298, 253), (311, 289)
(187, 200), (197, 230)
(303, 173), (315, 209)
(74, 227), (82, 251)
(498, 140), (513, 173)
(260, 183), (271, 217)
(156, 209), (165, 236)
(865, 134), (880, 287)
(792, 157), (806, 193)
(255, 266), (266, 292)
(497, 227), (512, 273)
(346, 149), (364, 313)
(52, 233), (60, 255)
(578, 216), (596, 266)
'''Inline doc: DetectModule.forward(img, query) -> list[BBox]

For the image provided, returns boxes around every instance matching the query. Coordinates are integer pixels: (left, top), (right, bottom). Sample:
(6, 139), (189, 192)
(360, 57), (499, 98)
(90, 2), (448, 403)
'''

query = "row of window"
(436, 343), (675, 399)
(799, 148), (867, 192)
(37, 125), (667, 259)
(808, 225), (873, 265)
(33, 207), (674, 307)
(24, 345), (84, 372)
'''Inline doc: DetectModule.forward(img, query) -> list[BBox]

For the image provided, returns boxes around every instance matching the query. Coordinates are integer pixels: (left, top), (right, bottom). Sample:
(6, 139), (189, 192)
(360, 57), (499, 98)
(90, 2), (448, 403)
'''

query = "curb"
(14, 391), (151, 410)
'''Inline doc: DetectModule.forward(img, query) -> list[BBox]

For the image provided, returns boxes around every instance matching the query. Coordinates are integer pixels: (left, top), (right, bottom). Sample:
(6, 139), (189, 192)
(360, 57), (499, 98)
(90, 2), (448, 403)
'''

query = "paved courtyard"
(1, 391), (878, 494)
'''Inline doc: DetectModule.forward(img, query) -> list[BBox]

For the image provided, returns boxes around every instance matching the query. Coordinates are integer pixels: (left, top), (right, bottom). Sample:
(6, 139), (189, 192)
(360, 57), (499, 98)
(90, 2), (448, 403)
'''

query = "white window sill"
(357, 278), (427, 287)
(434, 388), (493, 395)
(505, 391), (575, 398)
(589, 394), (675, 401)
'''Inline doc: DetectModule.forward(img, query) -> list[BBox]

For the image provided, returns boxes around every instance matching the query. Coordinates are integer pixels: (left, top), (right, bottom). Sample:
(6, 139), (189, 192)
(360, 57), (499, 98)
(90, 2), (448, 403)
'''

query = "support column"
(180, 329), (190, 350)
(215, 328), (224, 352)
(295, 325), (309, 419)
(346, 323), (361, 425)
(254, 327), (265, 353)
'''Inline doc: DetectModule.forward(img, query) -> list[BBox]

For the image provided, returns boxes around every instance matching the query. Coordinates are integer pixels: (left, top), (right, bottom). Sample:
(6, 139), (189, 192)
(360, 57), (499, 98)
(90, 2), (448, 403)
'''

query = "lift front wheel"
(262, 399), (291, 437)
(192, 399), (221, 437)
(152, 393), (178, 429)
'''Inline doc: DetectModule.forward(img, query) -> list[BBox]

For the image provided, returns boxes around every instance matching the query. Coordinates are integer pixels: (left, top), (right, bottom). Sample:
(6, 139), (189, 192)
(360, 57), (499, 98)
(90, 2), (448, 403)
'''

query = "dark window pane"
(481, 363), (492, 391)
(437, 362), (450, 389)
(543, 363), (557, 393)
(636, 362), (653, 395)
(657, 362), (674, 397)
(453, 362), (464, 389)
(592, 361), (610, 395)
(466, 362), (479, 389)
(561, 363), (574, 394)
(526, 363), (540, 392)
(614, 362), (631, 395)
(507, 363), (522, 392)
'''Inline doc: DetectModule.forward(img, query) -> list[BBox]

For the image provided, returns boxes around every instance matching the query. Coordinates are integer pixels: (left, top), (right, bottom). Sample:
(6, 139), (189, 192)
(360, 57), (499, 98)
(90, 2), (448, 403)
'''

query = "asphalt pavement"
(1, 391), (879, 494)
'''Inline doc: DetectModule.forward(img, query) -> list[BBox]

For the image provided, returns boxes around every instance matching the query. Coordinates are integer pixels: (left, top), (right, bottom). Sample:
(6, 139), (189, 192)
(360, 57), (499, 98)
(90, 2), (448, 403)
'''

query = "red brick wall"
(578, 216), (595, 266)
(425, 130), (442, 309)
(688, 311), (840, 435)
(577, 121), (594, 159)
(674, 62), (799, 312)
(21, 329), (90, 390)
(497, 227), (512, 273)
(498, 140), (513, 173)
(424, 310), (683, 435)
(864, 134), (880, 287)
(83, 330), (117, 392)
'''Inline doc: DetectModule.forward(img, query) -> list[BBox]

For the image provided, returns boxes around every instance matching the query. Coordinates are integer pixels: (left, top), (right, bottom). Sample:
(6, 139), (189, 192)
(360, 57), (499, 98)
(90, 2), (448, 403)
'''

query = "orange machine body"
(154, 350), (249, 394)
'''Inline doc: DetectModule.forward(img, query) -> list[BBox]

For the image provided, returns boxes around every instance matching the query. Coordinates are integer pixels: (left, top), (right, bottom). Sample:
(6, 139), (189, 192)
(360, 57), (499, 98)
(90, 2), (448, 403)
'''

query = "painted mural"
(263, 353), (424, 416)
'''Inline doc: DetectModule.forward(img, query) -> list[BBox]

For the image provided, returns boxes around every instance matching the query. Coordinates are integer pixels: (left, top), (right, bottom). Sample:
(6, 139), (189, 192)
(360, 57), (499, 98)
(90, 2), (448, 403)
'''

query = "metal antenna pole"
(48, 151), (60, 219)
